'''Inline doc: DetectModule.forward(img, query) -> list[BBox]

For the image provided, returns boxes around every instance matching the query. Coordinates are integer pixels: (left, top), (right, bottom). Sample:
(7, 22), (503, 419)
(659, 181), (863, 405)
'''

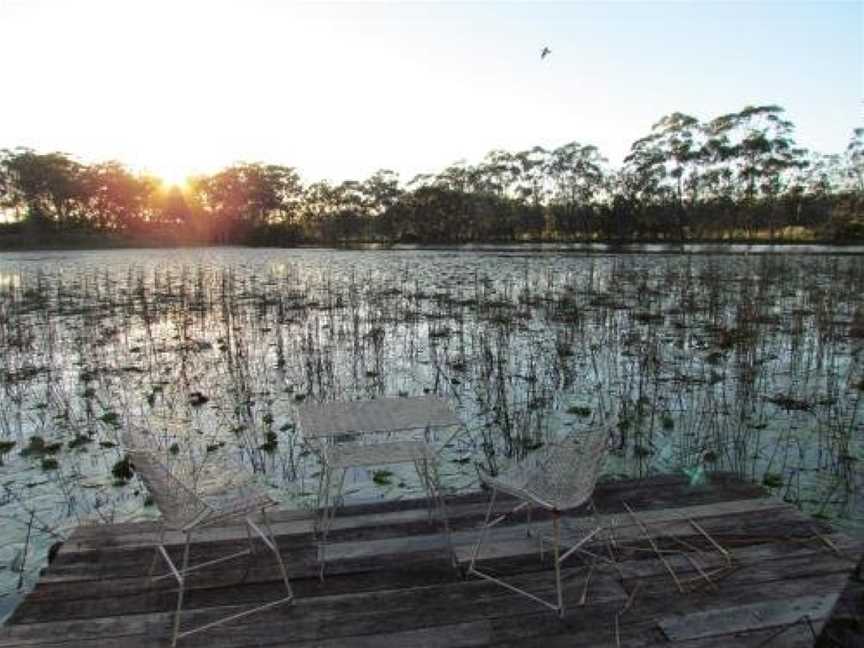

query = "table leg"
(319, 466), (347, 581)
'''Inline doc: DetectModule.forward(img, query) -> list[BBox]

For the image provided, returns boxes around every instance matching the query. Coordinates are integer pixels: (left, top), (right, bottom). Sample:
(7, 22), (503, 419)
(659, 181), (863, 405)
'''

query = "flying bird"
(540, 46), (551, 60)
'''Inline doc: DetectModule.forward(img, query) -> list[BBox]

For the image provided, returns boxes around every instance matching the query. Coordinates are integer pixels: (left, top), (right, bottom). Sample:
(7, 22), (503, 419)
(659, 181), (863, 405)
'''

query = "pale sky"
(0, 0), (860, 185)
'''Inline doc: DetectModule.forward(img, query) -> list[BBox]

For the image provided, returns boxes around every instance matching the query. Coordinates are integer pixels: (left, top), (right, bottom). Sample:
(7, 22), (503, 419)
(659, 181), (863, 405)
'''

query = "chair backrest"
(122, 428), (209, 530)
(536, 429), (608, 510)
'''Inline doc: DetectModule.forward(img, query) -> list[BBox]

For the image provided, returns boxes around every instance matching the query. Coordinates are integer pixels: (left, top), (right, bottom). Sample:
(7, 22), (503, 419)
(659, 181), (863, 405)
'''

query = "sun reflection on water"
(0, 271), (21, 290)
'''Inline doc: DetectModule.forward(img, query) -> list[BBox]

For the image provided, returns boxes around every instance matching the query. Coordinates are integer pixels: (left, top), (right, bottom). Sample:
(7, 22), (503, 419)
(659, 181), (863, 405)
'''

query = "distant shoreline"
(1, 232), (863, 254)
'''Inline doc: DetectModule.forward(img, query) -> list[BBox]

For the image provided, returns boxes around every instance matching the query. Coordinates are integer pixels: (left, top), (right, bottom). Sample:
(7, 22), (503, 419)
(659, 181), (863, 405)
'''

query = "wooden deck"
(1, 473), (861, 647)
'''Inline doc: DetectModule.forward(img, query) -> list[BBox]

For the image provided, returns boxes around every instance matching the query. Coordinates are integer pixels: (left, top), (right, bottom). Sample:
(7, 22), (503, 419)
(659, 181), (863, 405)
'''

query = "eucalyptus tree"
(264, 165), (305, 225)
(433, 162), (476, 193)
(545, 142), (606, 237)
(514, 146), (550, 207)
(361, 170), (402, 241)
(329, 179), (367, 241)
(297, 178), (373, 242)
(845, 128), (864, 194)
(700, 128), (736, 203)
(406, 185), (467, 241)
(0, 154), (12, 216)
(700, 115), (748, 233)
(801, 153), (843, 197)
(363, 170), (402, 216)
(477, 149), (521, 198)
(603, 169), (639, 239)
(190, 168), (243, 241)
(701, 106), (806, 235)
(708, 105), (806, 204)
(0, 148), (85, 228)
(622, 113), (706, 236)
(79, 161), (158, 230)
(623, 135), (669, 201)
(653, 113), (705, 222)
(298, 180), (338, 240)
(512, 147), (550, 236)
(778, 152), (842, 230)
(192, 163), (303, 242)
(406, 173), (435, 190)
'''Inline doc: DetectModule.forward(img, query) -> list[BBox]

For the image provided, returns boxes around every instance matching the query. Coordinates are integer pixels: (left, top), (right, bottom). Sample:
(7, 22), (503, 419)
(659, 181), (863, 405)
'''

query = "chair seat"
(328, 440), (435, 468)
(479, 436), (608, 511)
(198, 489), (277, 527)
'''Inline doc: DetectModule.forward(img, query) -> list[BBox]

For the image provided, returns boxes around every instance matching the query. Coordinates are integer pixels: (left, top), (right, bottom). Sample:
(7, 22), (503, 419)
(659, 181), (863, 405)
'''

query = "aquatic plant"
(0, 246), (861, 605)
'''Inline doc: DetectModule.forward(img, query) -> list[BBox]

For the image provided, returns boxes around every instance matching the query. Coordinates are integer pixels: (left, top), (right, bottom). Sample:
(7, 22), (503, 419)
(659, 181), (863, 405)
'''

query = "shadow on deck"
(1, 473), (860, 647)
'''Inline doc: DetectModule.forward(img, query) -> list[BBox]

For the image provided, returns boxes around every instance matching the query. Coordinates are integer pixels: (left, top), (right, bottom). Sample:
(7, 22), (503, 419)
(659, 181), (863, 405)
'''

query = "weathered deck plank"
(1, 473), (859, 647)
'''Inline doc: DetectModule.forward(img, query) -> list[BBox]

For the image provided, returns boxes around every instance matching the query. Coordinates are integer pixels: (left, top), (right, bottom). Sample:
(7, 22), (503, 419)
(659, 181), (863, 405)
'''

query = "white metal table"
(295, 395), (462, 578)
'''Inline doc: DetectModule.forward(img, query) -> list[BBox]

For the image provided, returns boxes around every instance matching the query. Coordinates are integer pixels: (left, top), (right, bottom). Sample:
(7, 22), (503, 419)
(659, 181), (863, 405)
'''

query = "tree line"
(1, 104), (862, 246)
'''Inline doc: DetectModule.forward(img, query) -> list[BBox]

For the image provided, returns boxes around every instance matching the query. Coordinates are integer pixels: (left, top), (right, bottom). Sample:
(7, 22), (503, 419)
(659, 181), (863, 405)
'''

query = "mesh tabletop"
(328, 440), (435, 468)
(296, 396), (461, 439)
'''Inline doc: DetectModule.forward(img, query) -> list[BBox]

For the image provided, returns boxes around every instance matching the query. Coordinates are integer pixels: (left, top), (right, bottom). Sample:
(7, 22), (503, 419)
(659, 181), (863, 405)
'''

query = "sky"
(0, 0), (860, 185)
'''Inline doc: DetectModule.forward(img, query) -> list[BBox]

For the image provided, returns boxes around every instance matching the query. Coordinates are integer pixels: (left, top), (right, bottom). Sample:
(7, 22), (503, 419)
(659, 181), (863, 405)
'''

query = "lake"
(0, 245), (862, 619)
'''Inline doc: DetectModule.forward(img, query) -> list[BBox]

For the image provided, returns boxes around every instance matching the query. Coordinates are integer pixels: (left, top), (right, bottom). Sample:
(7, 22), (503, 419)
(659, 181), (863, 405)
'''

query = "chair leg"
(246, 520), (257, 555)
(313, 455), (329, 534)
(552, 511), (563, 616)
(317, 463), (332, 537)
(240, 519), (256, 583)
(413, 459), (435, 521)
(468, 488), (498, 574)
(416, 458), (438, 521)
(467, 493), (563, 614)
(169, 516), (294, 644)
(431, 465), (456, 568)
(416, 458), (456, 567)
(261, 508), (293, 599)
(172, 532), (192, 647)
(147, 524), (166, 585)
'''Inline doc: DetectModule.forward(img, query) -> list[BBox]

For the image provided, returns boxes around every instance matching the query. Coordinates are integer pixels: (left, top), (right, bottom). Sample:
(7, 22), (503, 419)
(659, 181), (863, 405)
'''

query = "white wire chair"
(122, 428), (294, 646)
(465, 429), (608, 616)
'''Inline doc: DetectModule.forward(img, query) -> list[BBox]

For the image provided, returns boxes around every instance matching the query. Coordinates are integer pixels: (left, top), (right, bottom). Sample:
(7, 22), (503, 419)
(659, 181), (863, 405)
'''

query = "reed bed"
(0, 247), (861, 613)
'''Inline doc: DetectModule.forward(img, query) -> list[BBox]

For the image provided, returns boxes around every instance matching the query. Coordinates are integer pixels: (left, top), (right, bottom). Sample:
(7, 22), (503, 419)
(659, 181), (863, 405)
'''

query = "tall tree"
(653, 113), (703, 210)
(363, 170), (402, 216)
(624, 113), (704, 236)
(80, 162), (157, 230)
(514, 146), (550, 207)
(709, 105), (805, 203)
(192, 163), (302, 242)
(477, 149), (521, 198)
(846, 128), (864, 194)
(0, 148), (85, 228)
(546, 142), (606, 236)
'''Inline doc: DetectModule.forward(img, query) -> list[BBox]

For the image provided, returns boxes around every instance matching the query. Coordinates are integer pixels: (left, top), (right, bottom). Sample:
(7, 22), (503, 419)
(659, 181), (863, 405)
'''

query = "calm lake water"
(0, 245), (862, 619)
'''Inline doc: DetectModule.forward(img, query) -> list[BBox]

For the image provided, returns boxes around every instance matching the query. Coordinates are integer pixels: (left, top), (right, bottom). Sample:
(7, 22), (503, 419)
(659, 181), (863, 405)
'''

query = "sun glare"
(155, 166), (190, 189)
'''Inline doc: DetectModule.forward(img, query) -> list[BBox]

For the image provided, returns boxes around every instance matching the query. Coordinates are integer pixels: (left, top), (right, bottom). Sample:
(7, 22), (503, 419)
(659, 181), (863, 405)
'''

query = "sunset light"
(0, 1), (859, 184)
(0, 4), (863, 643)
(151, 165), (191, 190)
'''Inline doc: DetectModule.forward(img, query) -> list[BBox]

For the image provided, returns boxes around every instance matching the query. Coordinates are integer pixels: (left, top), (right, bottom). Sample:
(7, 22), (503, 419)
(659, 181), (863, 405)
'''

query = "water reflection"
(0, 246), (861, 612)
(0, 271), (20, 291)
